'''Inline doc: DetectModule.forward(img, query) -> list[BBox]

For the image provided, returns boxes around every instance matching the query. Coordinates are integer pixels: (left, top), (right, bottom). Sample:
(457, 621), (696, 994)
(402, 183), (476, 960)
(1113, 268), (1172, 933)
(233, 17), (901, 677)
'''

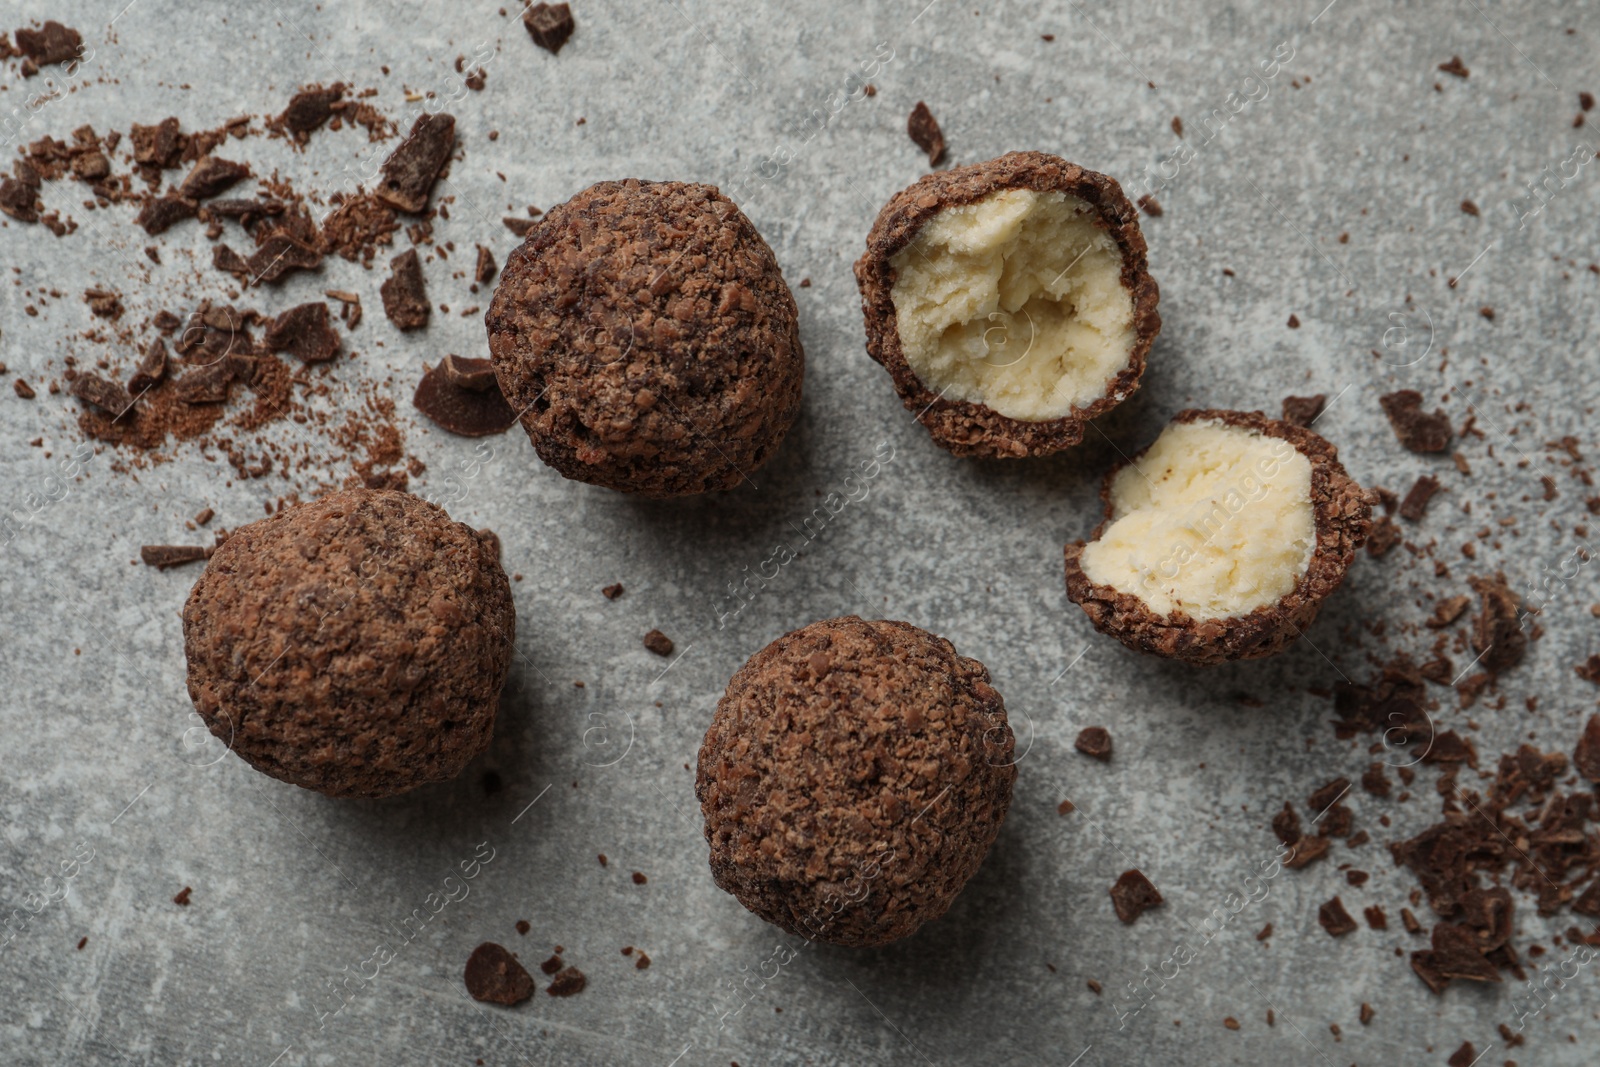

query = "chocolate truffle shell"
(182, 488), (515, 798)
(485, 179), (804, 497)
(1063, 409), (1372, 666)
(697, 617), (1015, 947)
(854, 151), (1161, 458)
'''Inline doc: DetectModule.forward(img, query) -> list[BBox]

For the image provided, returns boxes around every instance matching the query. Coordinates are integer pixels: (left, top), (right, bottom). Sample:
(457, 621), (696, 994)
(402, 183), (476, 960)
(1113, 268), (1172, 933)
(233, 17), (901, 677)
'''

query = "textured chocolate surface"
(182, 488), (515, 798)
(854, 151), (1160, 458)
(696, 616), (1015, 947)
(486, 179), (804, 497)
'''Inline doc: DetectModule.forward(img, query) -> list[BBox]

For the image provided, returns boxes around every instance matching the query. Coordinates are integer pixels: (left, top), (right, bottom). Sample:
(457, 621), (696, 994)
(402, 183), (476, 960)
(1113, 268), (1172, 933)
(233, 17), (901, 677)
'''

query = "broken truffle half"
(486, 179), (804, 497)
(855, 151), (1160, 458)
(1063, 409), (1371, 665)
(696, 616), (1015, 947)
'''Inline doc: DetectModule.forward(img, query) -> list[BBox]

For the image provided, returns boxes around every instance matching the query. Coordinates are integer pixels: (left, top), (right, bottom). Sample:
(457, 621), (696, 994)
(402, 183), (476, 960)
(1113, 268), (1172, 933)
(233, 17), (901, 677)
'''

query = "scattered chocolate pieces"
(1110, 869), (1163, 924)
(381, 248), (430, 330)
(907, 101), (947, 166)
(71, 374), (135, 417)
(1379, 390), (1453, 453)
(464, 942), (535, 1006)
(1280, 394), (1325, 427)
(1398, 475), (1441, 522)
(172, 886), (192, 906)
(643, 629), (674, 656)
(412, 357), (518, 437)
(375, 112), (455, 214)
(546, 965), (586, 996)
(140, 545), (212, 569)
(524, 3), (576, 54)
(178, 157), (250, 200)
(601, 583), (624, 600)
(1074, 726), (1113, 761)
(130, 117), (184, 168)
(264, 302), (341, 363)
(1318, 896), (1357, 937)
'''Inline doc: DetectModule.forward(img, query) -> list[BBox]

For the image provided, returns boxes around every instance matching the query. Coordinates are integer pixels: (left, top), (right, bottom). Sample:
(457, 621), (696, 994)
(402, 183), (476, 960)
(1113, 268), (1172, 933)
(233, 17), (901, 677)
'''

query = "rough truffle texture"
(697, 617), (1015, 947)
(1063, 410), (1371, 665)
(486, 180), (804, 497)
(854, 151), (1160, 458)
(182, 489), (515, 798)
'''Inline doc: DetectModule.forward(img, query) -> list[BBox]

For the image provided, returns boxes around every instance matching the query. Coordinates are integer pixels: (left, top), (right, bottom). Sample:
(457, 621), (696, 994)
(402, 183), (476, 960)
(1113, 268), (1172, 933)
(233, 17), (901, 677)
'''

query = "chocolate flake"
(1398, 475), (1441, 521)
(1364, 905), (1388, 930)
(375, 112), (455, 214)
(463, 942), (534, 1005)
(1280, 394), (1326, 427)
(546, 965), (586, 996)
(1074, 726), (1113, 761)
(71, 374), (135, 417)
(1379, 390), (1453, 453)
(264, 303), (340, 364)
(1366, 516), (1401, 557)
(523, 3), (576, 54)
(412, 359), (518, 437)
(601, 583), (624, 600)
(503, 216), (537, 237)
(130, 117), (184, 168)
(140, 545), (212, 569)
(0, 176), (41, 223)
(172, 885), (192, 906)
(1468, 573), (1526, 674)
(1574, 715), (1600, 782)
(1318, 896), (1357, 936)
(248, 230), (323, 285)
(136, 195), (198, 236)
(1439, 56), (1470, 78)
(643, 629), (674, 656)
(475, 245), (498, 284)
(907, 101), (947, 166)
(128, 339), (169, 393)
(381, 248), (430, 330)
(1110, 869), (1163, 924)
(1427, 595), (1471, 629)
(178, 156), (250, 200)
(14, 21), (82, 66)
(280, 84), (347, 137)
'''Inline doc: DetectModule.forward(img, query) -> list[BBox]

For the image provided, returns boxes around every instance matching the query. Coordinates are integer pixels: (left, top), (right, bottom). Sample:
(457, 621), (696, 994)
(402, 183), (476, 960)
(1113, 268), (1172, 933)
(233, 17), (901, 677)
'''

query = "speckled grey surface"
(2, 1), (1599, 1064)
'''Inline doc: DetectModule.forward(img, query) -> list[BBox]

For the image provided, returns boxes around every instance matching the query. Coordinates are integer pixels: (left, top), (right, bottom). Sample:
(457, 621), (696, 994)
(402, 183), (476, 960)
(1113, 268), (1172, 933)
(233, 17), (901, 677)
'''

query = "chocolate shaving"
(1318, 896), (1357, 937)
(178, 157), (250, 200)
(523, 3), (576, 54)
(463, 942), (534, 1006)
(1439, 56), (1470, 79)
(1366, 516), (1401, 557)
(907, 101), (947, 166)
(140, 545), (212, 569)
(475, 245), (498, 284)
(248, 229), (323, 285)
(1398, 475), (1441, 521)
(13, 378), (36, 399)
(1074, 726), (1113, 761)
(279, 84), (347, 137)
(380, 248), (430, 330)
(1280, 394), (1325, 427)
(71, 374), (135, 417)
(136, 196), (198, 236)
(1110, 869), (1163, 924)
(264, 302), (340, 363)
(1379, 390), (1453, 453)
(375, 112), (455, 214)
(0, 176), (41, 223)
(412, 360), (517, 437)
(1468, 573), (1526, 674)
(128, 339), (169, 393)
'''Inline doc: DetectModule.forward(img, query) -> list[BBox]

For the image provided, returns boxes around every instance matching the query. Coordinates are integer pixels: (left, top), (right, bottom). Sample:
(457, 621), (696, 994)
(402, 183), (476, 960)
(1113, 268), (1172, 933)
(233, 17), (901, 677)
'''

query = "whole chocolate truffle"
(855, 151), (1160, 458)
(1063, 409), (1371, 665)
(182, 489), (515, 798)
(485, 179), (804, 497)
(697, 616), (1015, 947)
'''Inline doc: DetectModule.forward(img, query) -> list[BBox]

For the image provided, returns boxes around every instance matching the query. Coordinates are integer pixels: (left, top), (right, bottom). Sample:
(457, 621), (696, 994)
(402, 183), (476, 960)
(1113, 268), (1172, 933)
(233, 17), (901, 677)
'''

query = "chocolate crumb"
(1057, 798), (1076, 815)
(72, 374), (136, 417)
(546, 965), (586, 996)
(279, 85), (347, 137)
(631, 871), (647, 885)
(1380, 390), (1453, 452)
(634, 951), (650, 970)
(76, 937), (87, 950)
(1319, 896), (1357, 936)
(1461, 199), (1479, 216)
(1366, 516), (1402, 557)
(503, 216), (537, 237)
(1439, 56), (1470, 78)
(1446, 1043), (1476, 1067)
(602, 583), (624, 600)
(128, 339), (169, 394)
(1086, 978), (1102, 993)
(1286, 313), (1300, 328)
(1281, 394), (1325, 427)
(1359, 1002), (1373, 1025)
(375, 113), (455, 214)
(907, 101), (947, 166)
(1468, 573), (1526, 674)
(1427, 595), (1471, 628)
(1364, 905), (1388, 930)
(1574, 714), (1600, 782)
(1110, 869), (1163, 924)
(178, 157), (250, 200)
(1399, 475), (1442, 521)
(523, 3), (576, 54)
(643, 629), (674, 656)
(1074, 726), (1113, 761)
(193, 508), (214, 527)
(14, 378), (37, 399)
(381, 248), (430, 330)
(464, 942), (534, 1005)
(172, 886), (192, 906)
(1223, 1017), (1240, 1030)
(515, 919), (530, 935)
(1136, 194), (1163, 217)
(475, 245), (498, 285)
(141, 545), (212, 569)
(1255, 923), (1272, 941)
(539, 953), (563, 975)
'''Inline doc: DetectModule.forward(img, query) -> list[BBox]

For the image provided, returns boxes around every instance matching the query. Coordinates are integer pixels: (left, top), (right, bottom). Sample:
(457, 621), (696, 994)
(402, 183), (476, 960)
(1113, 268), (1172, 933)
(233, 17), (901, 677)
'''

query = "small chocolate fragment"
(136, 195), (198, 236)
(1111, 869), (1163, 924)
(207, 197), (285, 227)
(128, 339), (169, 393)
(1468, 573), (1526, 674)
(1379, 390), (1452, 453)
(475, 245), (497, 285)
(1136, 194), (1163, 217)
(635, 951), (651, 970)
(1074, 726), (1112, 761)
(71, 151), (110, 182)
(194, 508), (214, 526)
(279, 84), (347, 137)
(1426, 594), (1471, 628)
(907, 101), (947, 166)
(1431, 923), (1499, 982)
(515, 919), (531, 935)
(1366, 516), (1401, 557)
(1280, 394), (1325, 427)
(412, 359), (518, 437)
(631, 871), (647, 885)
(1410, 951), (1449, 993)
(0, 177), (41, 223)
(1364, 905), (1388, 930)
(71, 374), (135, 417)
(1307, 778), (1349, 814)
(248, 230), (323, 284)
(130, 117), (184, 168)
(463, 942), (534, 1005)
(84, 288), (123, 319)
(14, 21), (82, 66)
(172, 362), (238, 405)
(1398, 475), (1441, 521)
(503, 216), (537, 237)
(375, 112), (455, 214)
(1574, 714), (1600, 782)
(381, 249), (430, 330)
(1318, 896), (1357, 937)
(172, 886), (192, 906)
(178, 157), (250, 200)
(523, 3), (576, 54)
(264, 303), (340, 364)
(540, 954), (563, 975)
(1445, 1043), (1475, 1067)
(546, 965), (586, 997)
(601, 583), (624, 600)
(14, 379), (37, 399)
(213, 244), (251, 279)
(1284, 834), (1330, 869)
(141, 545), (212, 569)
(1439, 56), (1470, 78)
(643, 629), (674, 656)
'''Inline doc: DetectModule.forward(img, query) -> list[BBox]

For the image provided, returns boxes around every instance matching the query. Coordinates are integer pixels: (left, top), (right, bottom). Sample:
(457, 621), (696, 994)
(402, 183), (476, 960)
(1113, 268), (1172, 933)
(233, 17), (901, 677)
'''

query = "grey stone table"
(2, 1), (1598, 1064)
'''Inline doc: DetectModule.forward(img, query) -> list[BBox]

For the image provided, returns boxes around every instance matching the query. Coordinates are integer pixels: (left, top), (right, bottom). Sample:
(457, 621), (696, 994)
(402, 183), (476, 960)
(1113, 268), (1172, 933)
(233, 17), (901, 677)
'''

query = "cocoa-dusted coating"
(854, 151), (1161, 458)
(485, 179), (804, 497)
(696, 616), (1015, 947)
(182, 488), (515, 798)
(1063, 410), (1372, 666)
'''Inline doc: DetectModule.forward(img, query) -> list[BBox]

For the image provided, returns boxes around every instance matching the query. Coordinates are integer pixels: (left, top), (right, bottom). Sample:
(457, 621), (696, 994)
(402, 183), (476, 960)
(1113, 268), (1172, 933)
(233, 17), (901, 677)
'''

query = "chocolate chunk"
(539, 954), (563, 975)
(515, 919), (531, 935)
(1307, 778), (1349, 814)
(1284, 834), (1330, 869)
(523, 3), (576, 54)
(172, 885), (192, 906)
(412, 359), (517, 437)
(1399, 475), (1442, 521)
(601, 583), (624, 600)
(71, 374), (135, 417)
(70, 150), (110, 182)
(380, 249), (430, 330)
(136, 195), (198, 236)
(1272, 802), (1302, 845)
(1364, 905), (1388, 930)
(1365, 516), (1401, 557)
(1280, 394), (1325, 427)
(907, 101), (947, 166)
(130, 117), (184, 168)
(141, 545), (212, 569)
(1468, 573), (1526, 674)
(1426, 594), (1471, 628)
(1420, 729), (1476, 764)
(13, 378), (36, 399)
(128, 339), (168, 393)
(264, 302), (340, 363)
(1136, 194), (1163, 217)
(475, 245), (498, 284)
(213, 244), (251, 278)
(1431, 923), (1500, 981)
(463, 942), (534, 1006)
(1410, 951), (1450, 993)
(1438, 56), (1470, 78)
(178, 157), (250, 200)
(172, 362), (238, 405)
(280, 84), (347, 136)
(546, 965), (586, 996)
(248, 230), (323, 285)
(1110, 869), (1163, 924)
(1575, 715), (1600, 782)
(631, 871), (647, 885)
(375, 113), (455, 214)
(1361, 764), (1391, 797)
(643, 629), (674, 656)
(1318, 896), (1357, 936)
(14, 21), (82, 65)
(634, 951), (651, 970)
(1074, 726), (1113, 761)
(503, 216), (537, 237)
(84, 288), (123, 319)
(207, 197), (285, 227)
(0, 177), (41, 222)
(1379, 390), (1453, 453)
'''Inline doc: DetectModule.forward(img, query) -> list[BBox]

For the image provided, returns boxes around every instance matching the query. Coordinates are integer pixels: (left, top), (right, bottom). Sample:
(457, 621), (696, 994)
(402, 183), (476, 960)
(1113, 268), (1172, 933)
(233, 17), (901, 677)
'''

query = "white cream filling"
(888, 188), (1135, 421)
(1079, 419), (1316, 621)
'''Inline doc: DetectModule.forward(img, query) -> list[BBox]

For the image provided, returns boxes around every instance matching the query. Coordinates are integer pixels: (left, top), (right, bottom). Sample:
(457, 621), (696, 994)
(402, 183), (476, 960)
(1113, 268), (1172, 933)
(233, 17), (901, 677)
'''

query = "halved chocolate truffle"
(855, 151), (1160, 457)
(697, 616), (1015, 947)
(486, 179), (804, 497)
(1063, 410), (1371, 665)
(182, 489), (515, 797)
